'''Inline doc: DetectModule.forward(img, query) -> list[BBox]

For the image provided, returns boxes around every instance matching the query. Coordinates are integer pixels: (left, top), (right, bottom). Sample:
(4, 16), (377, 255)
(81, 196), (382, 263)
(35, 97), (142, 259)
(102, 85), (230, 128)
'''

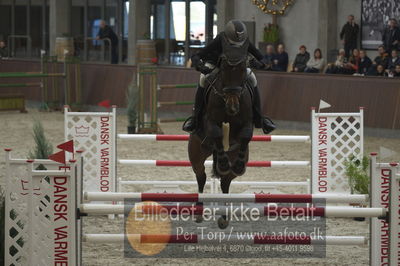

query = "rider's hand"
(191, 54), (201, 68)
(197, 64), (213, 75)
(250, 59), (265, 70)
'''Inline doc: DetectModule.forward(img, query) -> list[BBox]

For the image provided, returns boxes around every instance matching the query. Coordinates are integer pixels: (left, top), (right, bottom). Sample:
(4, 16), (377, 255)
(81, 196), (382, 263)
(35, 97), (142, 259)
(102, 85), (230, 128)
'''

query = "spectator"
(343, 48), (360, 75)
(357, 50), (372, 75)
(0, 40), (8, 58)
(326, 49), (347, 74)
(367, 45), (389, 75)
(305, 49), (325, 73)
(382, 18), (400, 53)
(393, 65), (400, 77)
(262, 44), (276, 70)
(340, 15), (360, 58)
(375, 64), (387, 77)
(272, 44), (288, 72)
(292, 45), (310, 72)
(96, 20), (119, 64)
(387, 49), (400, 72)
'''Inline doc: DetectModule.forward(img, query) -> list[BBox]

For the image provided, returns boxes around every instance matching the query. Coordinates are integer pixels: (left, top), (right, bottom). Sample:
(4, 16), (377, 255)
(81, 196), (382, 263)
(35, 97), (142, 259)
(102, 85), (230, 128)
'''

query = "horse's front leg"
(208, 122), (230, 175)
(231, 124), (253, 176)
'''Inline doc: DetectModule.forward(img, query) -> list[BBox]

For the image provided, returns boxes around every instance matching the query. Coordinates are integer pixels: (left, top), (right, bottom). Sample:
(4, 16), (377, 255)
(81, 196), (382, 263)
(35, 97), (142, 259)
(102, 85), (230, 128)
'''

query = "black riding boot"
(182, 85), (205, 133)
(253, 86), (276, 134)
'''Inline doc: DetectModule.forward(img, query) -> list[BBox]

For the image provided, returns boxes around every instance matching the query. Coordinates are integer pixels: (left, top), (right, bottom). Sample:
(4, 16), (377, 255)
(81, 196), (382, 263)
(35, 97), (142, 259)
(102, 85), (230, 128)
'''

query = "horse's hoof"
(231, 160), (246, 176)
(195, 214), (203, 223)
(217, 156), (231, 175)
(218, 216), (229, 229)
(217, 162), (231, 175)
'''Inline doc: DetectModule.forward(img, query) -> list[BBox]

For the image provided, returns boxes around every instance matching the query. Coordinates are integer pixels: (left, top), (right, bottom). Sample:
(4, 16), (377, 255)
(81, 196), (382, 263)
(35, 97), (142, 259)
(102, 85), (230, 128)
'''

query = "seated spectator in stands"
(262, 45), (276, 70)
(325, 49), (347, 74)
(272, 44), (289, 72)
(373, 45), (389, 68)
(292, 45), (310, 72)
(393, 65), (400, 77)
(343, 48), (360, 75)
(0, 40), (8, 58)
(375, 64), (387, 77)
(357, 50), (372, 75)
(304, 49), (325, 73)
(387, 49), (400, 72)
(367, 45), (389, 75)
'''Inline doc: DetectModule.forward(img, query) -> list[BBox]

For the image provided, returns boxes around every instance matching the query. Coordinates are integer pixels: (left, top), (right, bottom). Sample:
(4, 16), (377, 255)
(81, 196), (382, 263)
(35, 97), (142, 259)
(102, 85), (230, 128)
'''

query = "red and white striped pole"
(117, 160), (310, 168)
(117, 134), (310, 143)
(84, 192), (368, 204)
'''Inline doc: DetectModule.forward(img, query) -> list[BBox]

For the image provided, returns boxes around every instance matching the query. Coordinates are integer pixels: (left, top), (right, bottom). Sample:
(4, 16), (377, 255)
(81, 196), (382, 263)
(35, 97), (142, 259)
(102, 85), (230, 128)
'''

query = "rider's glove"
(191, 54), (201, 68)
(197, 64), (214, 75)
(249, 59), (265, 70)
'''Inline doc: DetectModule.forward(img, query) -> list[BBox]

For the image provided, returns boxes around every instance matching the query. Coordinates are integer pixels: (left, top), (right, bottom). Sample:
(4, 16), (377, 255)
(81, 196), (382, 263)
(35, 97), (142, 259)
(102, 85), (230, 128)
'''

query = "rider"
(182, 20), (276, 134)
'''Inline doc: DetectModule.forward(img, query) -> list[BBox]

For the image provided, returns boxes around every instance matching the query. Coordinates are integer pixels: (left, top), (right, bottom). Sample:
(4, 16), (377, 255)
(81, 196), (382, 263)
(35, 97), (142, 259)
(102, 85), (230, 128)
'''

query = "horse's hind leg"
(218, 174), (235, 229)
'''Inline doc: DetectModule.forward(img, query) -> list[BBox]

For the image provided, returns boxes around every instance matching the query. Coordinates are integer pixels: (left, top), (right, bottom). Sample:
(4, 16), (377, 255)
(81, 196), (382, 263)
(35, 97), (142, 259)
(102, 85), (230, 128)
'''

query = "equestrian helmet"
(225, 20), (248, 46)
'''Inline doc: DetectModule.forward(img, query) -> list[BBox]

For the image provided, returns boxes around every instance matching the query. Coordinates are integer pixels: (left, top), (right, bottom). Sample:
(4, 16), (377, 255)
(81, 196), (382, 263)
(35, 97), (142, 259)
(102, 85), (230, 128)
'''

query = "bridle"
(210, 55), (247, 103)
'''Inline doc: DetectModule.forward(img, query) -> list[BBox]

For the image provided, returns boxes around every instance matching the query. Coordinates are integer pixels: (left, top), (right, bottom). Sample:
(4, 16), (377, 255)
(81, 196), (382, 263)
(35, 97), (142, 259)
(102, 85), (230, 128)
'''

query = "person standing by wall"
(0, 40), (8, 58)
(96, 20), (119, 64)
(340, 15), (359, 58)
(382, 19), (400, 54)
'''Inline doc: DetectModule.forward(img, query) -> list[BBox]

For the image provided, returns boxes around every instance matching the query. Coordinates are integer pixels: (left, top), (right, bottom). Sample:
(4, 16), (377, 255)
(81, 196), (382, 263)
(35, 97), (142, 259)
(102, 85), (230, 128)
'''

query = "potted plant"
(259, 23), (280, 52)
(126, 80), (139, 134)
(344, 155), (370, 221)
(28, 119), (54, 170)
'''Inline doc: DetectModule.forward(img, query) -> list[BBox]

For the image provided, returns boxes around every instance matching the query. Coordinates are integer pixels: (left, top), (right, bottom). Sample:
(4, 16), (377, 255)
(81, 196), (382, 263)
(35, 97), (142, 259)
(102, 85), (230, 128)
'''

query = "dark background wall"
(1, 59), (399, 129)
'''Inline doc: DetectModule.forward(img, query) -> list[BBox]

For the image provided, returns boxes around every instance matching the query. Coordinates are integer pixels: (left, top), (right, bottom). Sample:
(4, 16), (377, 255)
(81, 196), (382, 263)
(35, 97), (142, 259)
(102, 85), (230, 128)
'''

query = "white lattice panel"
(64, 107), (116, 194)
(5, 159), (30, 266)
(5, 151), (78, 265)
(311, 109), (364, 194)
(370, 158), (400, 265)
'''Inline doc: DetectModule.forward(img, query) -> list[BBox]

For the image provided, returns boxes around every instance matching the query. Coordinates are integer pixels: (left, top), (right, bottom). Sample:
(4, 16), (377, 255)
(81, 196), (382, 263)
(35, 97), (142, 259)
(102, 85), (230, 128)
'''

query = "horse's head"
(219, 54), (247, 116)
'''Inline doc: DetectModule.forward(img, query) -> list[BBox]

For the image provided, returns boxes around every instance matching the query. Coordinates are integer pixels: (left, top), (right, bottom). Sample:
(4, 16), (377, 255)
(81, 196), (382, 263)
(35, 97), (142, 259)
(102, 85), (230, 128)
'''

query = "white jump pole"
(79, 203), (385, 218)
(117, 159), (310, 168)
(119, 180), (310, 187)
(82, 234), (367, 246)
(84, 192), (368, 204)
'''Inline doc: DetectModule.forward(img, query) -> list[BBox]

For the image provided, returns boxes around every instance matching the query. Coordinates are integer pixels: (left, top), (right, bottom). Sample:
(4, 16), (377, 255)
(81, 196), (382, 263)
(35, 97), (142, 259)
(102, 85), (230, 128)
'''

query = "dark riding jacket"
(191, 33), (264, 67)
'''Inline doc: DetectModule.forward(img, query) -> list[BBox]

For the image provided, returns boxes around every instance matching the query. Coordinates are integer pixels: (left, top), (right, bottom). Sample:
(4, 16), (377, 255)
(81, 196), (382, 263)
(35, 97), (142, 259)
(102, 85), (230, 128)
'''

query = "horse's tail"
(212, 150), (223, 179)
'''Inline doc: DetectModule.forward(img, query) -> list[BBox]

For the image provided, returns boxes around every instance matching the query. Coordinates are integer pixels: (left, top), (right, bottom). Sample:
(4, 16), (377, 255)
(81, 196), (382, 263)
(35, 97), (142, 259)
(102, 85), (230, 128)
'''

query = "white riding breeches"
(199, 63), (257, 88)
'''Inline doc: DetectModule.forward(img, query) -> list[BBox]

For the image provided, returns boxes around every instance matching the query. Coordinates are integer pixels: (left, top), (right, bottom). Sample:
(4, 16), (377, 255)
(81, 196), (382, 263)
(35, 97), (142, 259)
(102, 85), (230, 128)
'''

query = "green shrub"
(263, 23), (280, 43)
(28, 119), (53, 160)
(344, 155), (370, 195)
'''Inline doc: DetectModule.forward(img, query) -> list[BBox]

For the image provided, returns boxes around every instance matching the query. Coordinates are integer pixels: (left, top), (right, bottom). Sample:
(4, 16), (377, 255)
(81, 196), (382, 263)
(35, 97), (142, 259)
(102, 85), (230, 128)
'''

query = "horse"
(188, 53), (254, 229)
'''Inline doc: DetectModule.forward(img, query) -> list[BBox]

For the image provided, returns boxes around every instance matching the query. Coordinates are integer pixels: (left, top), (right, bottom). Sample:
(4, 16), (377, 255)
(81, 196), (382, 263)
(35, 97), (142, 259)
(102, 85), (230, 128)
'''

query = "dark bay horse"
(188, 53), (254, 229)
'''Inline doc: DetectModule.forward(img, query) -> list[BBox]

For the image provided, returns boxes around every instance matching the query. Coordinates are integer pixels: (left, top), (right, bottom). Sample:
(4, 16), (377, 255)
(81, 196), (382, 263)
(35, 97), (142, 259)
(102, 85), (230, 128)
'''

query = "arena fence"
(4, 149), (400, 265)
